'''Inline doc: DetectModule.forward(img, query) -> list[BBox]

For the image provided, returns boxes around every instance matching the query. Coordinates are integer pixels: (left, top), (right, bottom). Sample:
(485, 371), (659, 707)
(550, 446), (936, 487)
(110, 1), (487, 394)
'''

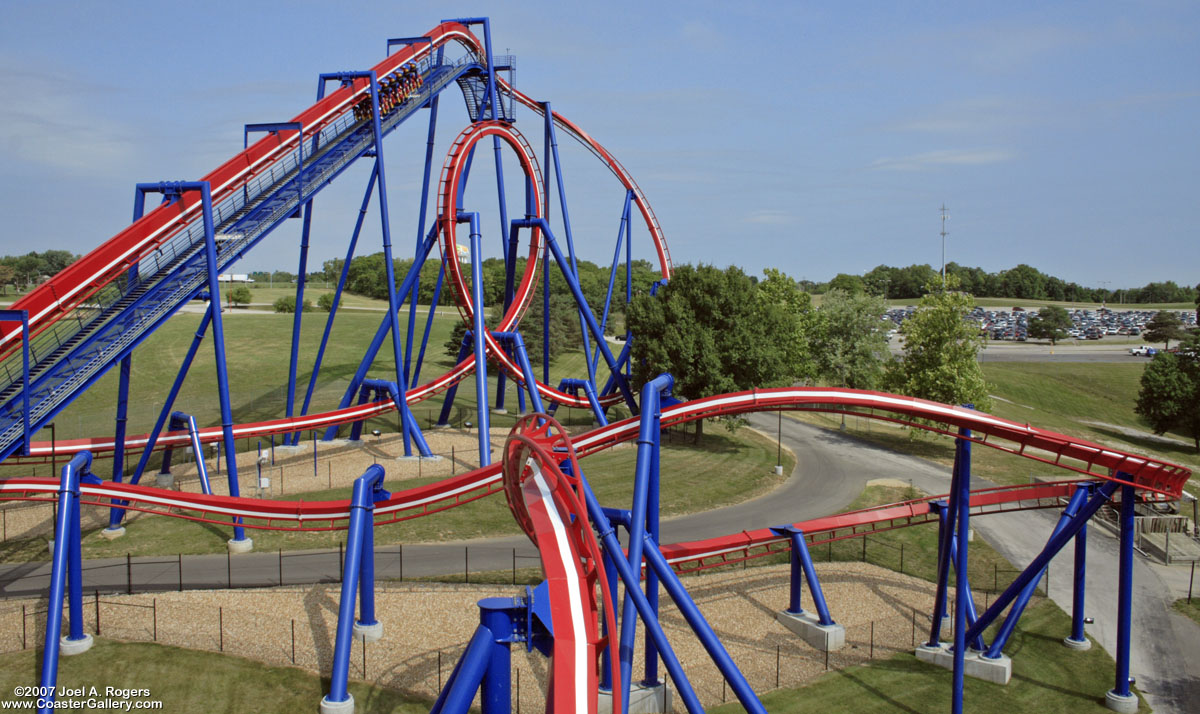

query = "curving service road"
(1, 412), (1196, 711)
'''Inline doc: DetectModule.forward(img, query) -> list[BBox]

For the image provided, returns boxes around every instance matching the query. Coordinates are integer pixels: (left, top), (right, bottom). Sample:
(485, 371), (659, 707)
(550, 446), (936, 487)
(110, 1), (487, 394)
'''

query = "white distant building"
(217, 274), (254, 283)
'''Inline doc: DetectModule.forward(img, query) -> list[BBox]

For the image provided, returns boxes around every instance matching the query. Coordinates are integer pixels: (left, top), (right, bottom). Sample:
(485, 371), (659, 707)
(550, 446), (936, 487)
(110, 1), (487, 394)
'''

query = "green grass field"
(0, 638), (430, 713)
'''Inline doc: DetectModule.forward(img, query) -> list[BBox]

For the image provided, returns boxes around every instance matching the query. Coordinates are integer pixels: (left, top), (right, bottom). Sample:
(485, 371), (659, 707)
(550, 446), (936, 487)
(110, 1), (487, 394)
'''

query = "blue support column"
(1067, 484), (1092, 649)
(643, 542), (767, 714)
(195, 182), (247, 546)
(404, 50), (442, 389)
(105, 354), (131, 534)
(1109, 484), (1137, 707)
(771, 528), (835, 625)
(619, 374), (671, 697)
(478, 599), (515, 714)
(985, 484), (1091, 658)
(951, 428), (972, 714)
(322, 465), (388, 713)
(298, 167), (378, 431)
(37, 452), (94, 714)
(461, 212), (491, 465)
(929, 500), (952, 645)
(961, 480), (1119, 647)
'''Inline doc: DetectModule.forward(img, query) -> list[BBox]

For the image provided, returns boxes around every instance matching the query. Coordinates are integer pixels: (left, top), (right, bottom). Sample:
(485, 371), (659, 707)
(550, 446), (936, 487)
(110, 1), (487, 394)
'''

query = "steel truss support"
(770, 527), (835, 625)
(321, 465), (390, 714)
(350, 379), (432, 456)
(513, 217), (638, 413)
(459, 211), (491, 465)
(37, 451), (97, 714)
(1067, 483), (1093, 648)
(620, 374), (671, 692)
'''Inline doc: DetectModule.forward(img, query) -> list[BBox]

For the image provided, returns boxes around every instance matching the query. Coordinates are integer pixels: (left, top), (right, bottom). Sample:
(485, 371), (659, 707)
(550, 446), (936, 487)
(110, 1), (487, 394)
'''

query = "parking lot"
(884, 306), (1197, 343)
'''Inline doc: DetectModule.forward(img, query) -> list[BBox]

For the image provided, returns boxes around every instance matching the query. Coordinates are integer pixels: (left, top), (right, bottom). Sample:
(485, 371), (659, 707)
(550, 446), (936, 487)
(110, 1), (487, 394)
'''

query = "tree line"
(820, 262), (1194, 304)
(0, 251), (79, 294)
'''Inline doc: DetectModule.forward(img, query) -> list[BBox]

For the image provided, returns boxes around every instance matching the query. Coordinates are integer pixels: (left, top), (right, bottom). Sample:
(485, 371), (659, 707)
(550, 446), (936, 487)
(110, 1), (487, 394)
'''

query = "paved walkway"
(2, 413), (1197, 711)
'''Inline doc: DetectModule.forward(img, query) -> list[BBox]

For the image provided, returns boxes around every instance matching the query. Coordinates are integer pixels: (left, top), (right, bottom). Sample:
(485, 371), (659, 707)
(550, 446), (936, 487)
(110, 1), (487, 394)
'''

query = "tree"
(758, 268), (818, 383)
(627, 264), (796, 438)
(228, 286), (252, 308)
(1027, 305), (1073, 345)
(827, 273), (865, 294)
(884, 277), (992, 412)
(810, 289), (888, 389)
(1194, 283), (1199, 324)
(273, 295), (312, 313)
(317, 292), (340, 312)
(1145, 311), (1188, 349)
(0, 265), (15, 295)
(1136, 333), (1200, 451)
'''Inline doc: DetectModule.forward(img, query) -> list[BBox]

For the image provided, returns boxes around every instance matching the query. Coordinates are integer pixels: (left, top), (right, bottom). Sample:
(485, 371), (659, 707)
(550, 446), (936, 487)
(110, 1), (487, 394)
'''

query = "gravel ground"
(0, 562), (1007, 711)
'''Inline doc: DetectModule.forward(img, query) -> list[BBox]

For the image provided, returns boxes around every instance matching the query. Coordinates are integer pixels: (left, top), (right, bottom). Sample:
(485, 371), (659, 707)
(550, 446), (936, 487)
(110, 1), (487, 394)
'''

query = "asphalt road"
(889, 339), (1156, 363)
(2, 414), (1196, 711)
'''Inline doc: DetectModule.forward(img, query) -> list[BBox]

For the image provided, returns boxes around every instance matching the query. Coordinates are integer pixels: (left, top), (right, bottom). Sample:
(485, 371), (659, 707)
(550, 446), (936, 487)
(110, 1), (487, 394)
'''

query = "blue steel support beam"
(405, 49), (442, 389)
(962, 480), (1120, 647)
(299, 166), (378, 428)
(1112, 484), (1136, 700)
(285, 200), (315, 445)
(985, 484), (1091, 658)
(431, 625), (494, 714)
(643, 542), (767, 714)
(951, 427), (972, 714)
(771, 527), (835, 625)
(322, 465), (387, 710)
(491, 135), (511, 413)
(114, 307), (213, 525)
(436, 334), (473, 427)
(541, 101), (597, 387)
(172, 412), (213, 495)
(491, 332), (544, 414)
(460, 212), (491, 466)
(1068, 484), (1093, 647)
(619, 374), (671, 695)
(411, 259), (446, 388)
(592, 192), (633, 376)
(443, 17), (499, 121)
(324, 226), (438, 441)
(517, 218), (638, 412)
(37, 451), (92, 714)
(191, 181), (246, 543)
(929, 501), (956, 645)
(109, 186), (144, 518)
(478, 600), (514, 714)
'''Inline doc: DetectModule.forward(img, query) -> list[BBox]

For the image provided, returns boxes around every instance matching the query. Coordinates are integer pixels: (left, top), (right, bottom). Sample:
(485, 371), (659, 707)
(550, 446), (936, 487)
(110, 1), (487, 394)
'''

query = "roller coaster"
(0, 16), (1189, 714)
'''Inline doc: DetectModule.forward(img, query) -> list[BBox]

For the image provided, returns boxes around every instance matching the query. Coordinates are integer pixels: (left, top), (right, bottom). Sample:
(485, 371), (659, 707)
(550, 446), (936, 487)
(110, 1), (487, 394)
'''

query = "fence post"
(870, 620), (875, 659)
(279, 549), (284, 586)
(1189, 561), (1194, 604)
(464, 546), (469, 583)
(451, 446), (455, 475)
(153, 599), (157, 642)
(227, 550), (232, 588)
(900, 543), (905, 574)
(219, 606), (224, 651)
(775, 644), (780, 687)
(178, 553), (183, 592)
(862, 536), (867, 562)
(512, 548), (516, 585)
(338, 541), (344, 574)
(291, 619), (296, 664)
(912, 607), (916, 646)
(22, 604), (26, 649)
(399, 544), (403, 582)
(437, 650), (442, 691)
(95, 591), (101, 636)
(127, 553), (133, 594)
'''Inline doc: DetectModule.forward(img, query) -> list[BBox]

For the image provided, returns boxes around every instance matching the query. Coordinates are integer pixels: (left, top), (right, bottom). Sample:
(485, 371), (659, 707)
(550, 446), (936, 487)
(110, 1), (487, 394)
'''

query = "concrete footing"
(776, 610), (845, 651)
(100, 527), (126, 540)
(325, 439), (365, 448)
(597, 681), (672, 714)
(353, 620), (383, 643)
(60, 634), (93, 656)
(155, 473), (174, 489)
(274, 444), (308, 454)
(318, 694), (355, 714)
(1063, 636), (1092, 651)
(490, 408), (509, 416)
(227, 537), (254, 554)
(774, 465), (784, 476)
(915, 643), (1012, 684)
(429, 423), (453, 429)
(1105, 690), (1138, 713)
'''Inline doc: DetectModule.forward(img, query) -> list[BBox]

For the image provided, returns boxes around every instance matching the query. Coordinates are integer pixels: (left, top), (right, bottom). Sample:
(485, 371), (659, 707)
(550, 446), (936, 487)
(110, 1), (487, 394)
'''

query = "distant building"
(217, 274), (254, 283)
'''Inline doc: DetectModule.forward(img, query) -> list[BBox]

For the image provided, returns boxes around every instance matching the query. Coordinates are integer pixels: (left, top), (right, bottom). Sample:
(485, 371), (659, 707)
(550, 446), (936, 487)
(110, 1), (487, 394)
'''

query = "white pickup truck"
(1128, 345), (1157, 357)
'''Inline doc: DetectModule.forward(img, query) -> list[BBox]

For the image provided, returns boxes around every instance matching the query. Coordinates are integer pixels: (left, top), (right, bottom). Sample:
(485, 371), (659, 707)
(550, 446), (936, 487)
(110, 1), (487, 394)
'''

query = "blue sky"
(0, 1), (1196, 289)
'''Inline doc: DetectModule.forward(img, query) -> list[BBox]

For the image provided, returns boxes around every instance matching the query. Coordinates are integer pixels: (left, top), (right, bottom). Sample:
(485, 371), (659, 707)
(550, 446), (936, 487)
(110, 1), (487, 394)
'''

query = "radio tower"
(939, 204), (949, 288)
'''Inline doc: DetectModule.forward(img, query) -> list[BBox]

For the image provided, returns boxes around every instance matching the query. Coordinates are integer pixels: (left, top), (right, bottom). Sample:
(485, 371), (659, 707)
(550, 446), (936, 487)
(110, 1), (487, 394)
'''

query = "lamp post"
(939, 204), (949, 288)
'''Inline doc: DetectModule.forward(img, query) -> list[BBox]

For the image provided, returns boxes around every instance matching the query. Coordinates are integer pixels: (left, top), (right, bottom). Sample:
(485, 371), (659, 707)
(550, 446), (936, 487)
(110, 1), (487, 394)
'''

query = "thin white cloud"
(0, 64), (140, 176)
(745, 209), (792, 225)
(869, 149), (1013, 171)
